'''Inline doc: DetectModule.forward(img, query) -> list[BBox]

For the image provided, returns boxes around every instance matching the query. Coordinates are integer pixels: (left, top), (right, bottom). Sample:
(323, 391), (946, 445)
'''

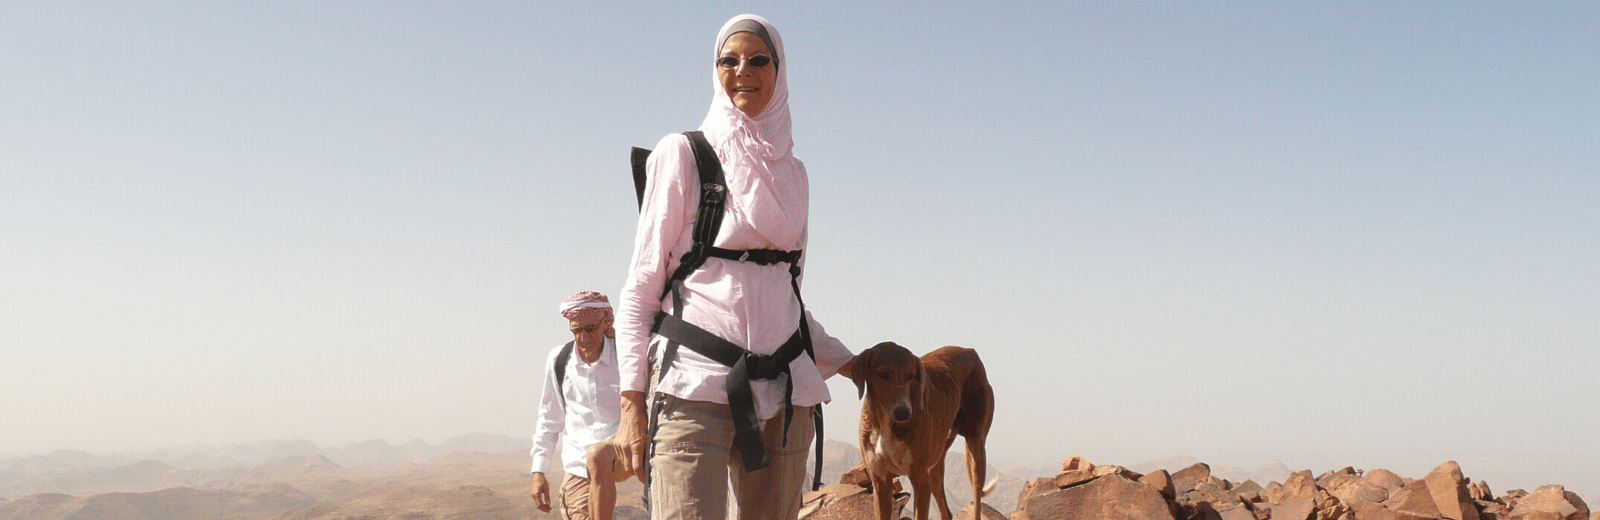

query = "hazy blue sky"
(3, 0), (1596, 498)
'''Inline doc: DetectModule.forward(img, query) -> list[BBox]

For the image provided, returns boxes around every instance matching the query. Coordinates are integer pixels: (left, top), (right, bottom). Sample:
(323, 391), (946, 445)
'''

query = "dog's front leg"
(928, 459), (954, 520)
(869, 466), (897, 520)
(908, 469), (934, 520)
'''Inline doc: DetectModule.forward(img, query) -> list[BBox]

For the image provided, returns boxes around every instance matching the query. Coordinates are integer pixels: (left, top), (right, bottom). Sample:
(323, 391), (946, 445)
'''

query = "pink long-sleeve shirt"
(615, 133), (852, 421)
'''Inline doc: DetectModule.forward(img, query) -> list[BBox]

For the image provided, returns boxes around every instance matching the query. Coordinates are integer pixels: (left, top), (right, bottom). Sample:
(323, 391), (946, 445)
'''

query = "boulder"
(1480, 499), (1512, 520)
(1188, 477), (1240, 507)
(1500, 490), (1528, 511)
(1013, 473), (1175, 520)
(1385, 479), (1443, 519)
(1508, 485), (1590, 520)
(1174, 463), (1212, 481)
(1180, 502), (1224, 520)
(1275, 496), (1319, 520)
(1096, 465), (1145, 481)
(1056, 469), (1096, 489)
(1323, 473), (1392, 505)
(1019, 477), (1057, 503)
(1318, 496), (1354, 520)
(1319, 468), (1359, 484)
(1365, 470), (1408, 494)
(1174, 463), (1214, 494)
(1063, 456), (1095, 473)
(956, 501), (1007, 520)
(1234, 481), (1265, 498)
(1471, 481), (1493, 502)
(1423, 461), (1481, 520)
(1217, 504), (1259, 520)
(1141, 470), (1176, 500)
(1348, 499), (1441, 520)
(840, 463), (870, 487)
(799, 483), (906, 520)
(1269, 470), (1321, 504)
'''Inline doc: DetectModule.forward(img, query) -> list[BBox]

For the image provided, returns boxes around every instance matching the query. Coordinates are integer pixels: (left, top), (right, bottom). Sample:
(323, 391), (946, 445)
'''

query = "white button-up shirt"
(529, 337), (621, 477)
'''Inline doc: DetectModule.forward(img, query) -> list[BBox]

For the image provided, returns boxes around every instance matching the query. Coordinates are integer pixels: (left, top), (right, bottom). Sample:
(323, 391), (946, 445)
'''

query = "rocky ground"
(801, 455), (1598, 520)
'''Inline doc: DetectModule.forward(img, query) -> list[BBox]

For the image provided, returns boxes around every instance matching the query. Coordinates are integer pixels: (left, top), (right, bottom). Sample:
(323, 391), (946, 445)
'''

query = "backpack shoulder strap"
(553, 340), (575, 405)
(658, 131), (727, 303)
(630, 147), (652, 210)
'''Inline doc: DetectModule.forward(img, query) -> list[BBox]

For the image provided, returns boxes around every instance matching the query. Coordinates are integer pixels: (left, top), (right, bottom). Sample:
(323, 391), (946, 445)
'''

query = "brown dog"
(847, 342), (994, 520)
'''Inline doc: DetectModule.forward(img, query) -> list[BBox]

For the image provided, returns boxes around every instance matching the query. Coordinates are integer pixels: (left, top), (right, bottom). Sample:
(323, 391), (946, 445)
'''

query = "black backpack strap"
(631, 147), (653, 209)
(553, 340), (575, 407)
(658, 130), (727, 307)
(654, 130), (726, 380)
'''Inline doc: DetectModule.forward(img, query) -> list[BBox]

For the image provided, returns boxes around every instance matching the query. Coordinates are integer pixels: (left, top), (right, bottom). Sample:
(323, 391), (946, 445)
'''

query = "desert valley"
(2, 435), (1595, 520)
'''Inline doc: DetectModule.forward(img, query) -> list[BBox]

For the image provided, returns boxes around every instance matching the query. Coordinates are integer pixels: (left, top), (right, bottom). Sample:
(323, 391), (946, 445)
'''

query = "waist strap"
(702, 246), (801, 266)
(654, 312), (807, 473)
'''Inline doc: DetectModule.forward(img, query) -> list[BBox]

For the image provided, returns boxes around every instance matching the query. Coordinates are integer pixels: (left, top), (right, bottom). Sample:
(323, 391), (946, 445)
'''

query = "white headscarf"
(700, 14), (808, 251)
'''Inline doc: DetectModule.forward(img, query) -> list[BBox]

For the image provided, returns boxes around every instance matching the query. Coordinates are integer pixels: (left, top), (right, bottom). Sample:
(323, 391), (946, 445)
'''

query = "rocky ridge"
(802, 456), (1599, 520)
(6, 438), (1597, 520)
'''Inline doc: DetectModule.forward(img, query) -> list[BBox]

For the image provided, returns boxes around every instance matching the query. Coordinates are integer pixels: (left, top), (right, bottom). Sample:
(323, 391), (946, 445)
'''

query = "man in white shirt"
(531, 290), (626, 520)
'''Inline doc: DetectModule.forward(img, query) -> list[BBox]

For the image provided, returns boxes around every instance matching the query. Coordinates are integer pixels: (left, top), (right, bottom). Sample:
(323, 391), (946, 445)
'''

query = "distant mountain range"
(1, 433), (530, 478)
(0, 434), (542, 520)
(0, 434), (1359, 520)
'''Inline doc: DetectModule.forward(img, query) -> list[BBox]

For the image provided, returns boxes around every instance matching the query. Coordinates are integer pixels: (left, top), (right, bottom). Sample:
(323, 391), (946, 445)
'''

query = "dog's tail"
(980, 477), (998, 498)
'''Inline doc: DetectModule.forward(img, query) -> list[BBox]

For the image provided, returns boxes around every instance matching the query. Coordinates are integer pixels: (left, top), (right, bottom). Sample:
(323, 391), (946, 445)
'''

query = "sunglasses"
(716, 55), (774, 69)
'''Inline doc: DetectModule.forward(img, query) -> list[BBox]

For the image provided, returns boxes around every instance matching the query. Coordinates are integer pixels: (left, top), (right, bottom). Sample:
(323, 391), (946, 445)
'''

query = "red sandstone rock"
(1217, 504), (1259, 520)
(1020, 477), (1056, 503)
(1014, 473), (1175, 520)
(1471, 481), (1493, 502)
(1063, 456), (1095, 473)
(1318, 496), (1354, 520)
(1174, 463), (1212, 482)
(1234, 480), (1265, 498)
(1057, 470), (1096, 489)
(1319, 468), (1359, 484)
(1269, 470), (1321, 504)
(841, 463), (870, 487)
(1508, 485), (1590, 520)
(1096, 465), (1144, 481)
(1423, 461), (1481, 520)
(1349, 499), (1439, 520)
(1323, 473), (1392, 505)
(1174, 463), (1214, 494)
(1275, 496), (1319, 520)
(956, 501), (1007, 520)
(799, 483), (907, 520)
(1365, 469), (1408, 494)
(1190, 477), (1240, 507)
(1384, 479), (1444, 519)
(1141, 469), (1176, 500)
(1479, 499), (1512, 520)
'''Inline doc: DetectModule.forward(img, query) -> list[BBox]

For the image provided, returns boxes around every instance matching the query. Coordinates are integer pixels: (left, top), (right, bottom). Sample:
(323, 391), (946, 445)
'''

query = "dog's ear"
(846, 349), (871, 399)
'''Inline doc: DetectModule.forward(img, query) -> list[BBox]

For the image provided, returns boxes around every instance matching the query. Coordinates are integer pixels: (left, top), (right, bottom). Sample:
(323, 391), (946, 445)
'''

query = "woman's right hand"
(613, 390), (649, 481)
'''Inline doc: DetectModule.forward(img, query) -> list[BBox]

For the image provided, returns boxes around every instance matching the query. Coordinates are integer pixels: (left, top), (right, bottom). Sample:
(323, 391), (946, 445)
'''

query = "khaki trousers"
(649, 394), (814, 520)
(560, 473), (594, 520)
